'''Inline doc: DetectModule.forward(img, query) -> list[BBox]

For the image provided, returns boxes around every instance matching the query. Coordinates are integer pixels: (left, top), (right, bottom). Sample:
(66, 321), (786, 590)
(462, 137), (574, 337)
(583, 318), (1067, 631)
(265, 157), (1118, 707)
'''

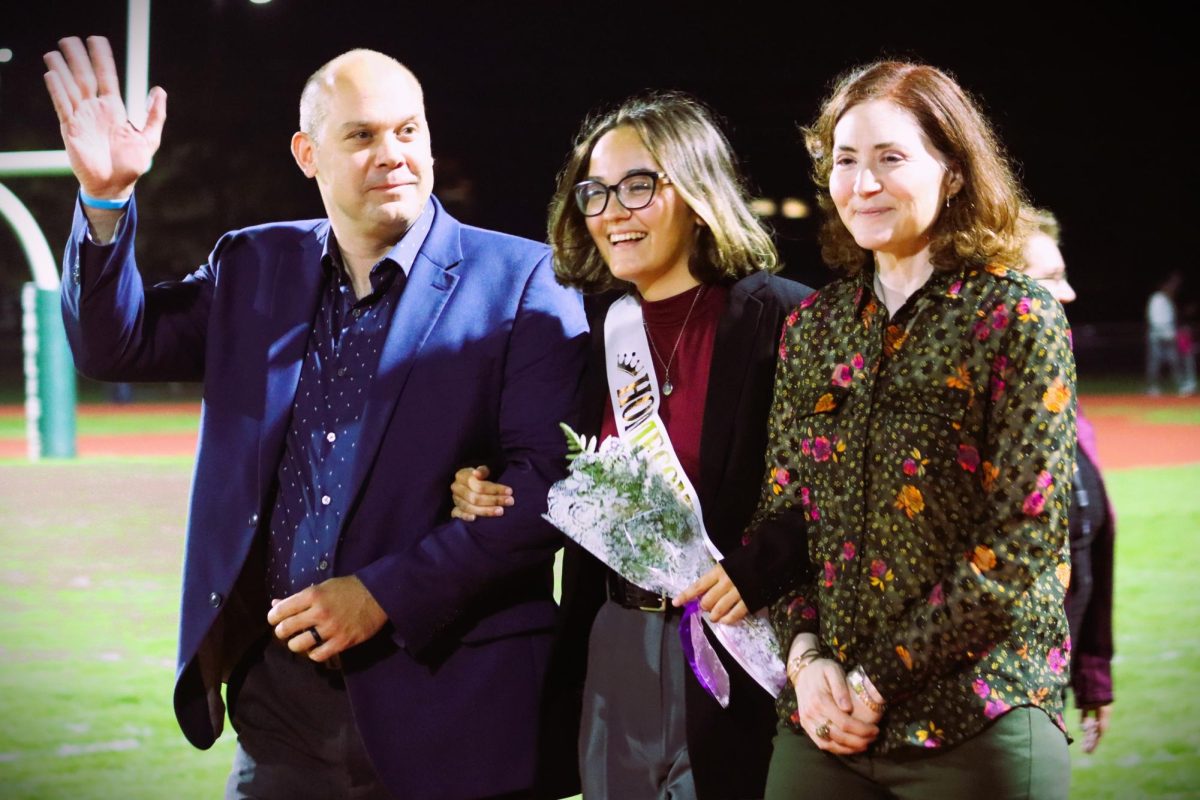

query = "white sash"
(597, 292), (786, 700)
(603, 293), (722, 562)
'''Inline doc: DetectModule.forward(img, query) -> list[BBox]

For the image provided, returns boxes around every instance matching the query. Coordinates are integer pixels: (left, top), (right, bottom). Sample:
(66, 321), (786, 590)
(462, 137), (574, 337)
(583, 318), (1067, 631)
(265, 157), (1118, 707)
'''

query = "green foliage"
(0, 410), (200, 439)
(556, 425), (699, 588)
(561, 422), (594, 463)
(1085, 405), (1200, 426)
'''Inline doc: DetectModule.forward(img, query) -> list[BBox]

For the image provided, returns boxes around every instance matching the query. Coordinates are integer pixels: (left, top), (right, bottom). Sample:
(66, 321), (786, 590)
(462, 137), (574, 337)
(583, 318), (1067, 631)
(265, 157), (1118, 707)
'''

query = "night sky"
(0, 1), (1190, 326)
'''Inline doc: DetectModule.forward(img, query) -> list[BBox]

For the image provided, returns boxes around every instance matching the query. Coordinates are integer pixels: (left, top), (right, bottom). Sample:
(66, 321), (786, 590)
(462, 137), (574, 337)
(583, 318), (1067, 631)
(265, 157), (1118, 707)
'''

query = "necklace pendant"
(662, 380), (674, 396)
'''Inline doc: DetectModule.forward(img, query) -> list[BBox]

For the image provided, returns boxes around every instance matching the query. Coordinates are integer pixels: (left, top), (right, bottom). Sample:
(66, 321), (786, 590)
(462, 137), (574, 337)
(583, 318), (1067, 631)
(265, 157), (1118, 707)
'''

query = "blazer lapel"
(698, 280), (764, 507)
(258, 226), (325, 497)
(346, 204), (462, 507)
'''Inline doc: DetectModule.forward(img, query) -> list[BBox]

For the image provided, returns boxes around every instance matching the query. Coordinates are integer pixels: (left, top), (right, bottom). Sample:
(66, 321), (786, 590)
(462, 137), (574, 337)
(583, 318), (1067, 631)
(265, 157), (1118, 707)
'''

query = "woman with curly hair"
(451, 92), (813, 799)
(758, 62), (1076, 798)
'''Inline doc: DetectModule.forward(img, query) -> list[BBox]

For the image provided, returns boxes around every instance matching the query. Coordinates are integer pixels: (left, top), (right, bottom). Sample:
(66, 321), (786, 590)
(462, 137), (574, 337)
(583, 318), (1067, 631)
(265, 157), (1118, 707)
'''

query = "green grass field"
(1, 457), (1197, 798)
(0, 411), (200, 439)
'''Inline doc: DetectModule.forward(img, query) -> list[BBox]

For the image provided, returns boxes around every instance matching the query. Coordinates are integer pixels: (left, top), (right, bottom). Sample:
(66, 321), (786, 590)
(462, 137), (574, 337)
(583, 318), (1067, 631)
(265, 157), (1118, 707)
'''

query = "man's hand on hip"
(267, 576), (388, 662)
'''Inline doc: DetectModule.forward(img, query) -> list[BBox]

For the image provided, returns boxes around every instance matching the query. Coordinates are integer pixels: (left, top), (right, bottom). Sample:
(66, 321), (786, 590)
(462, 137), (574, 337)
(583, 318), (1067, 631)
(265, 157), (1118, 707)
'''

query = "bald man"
(46, 36), (586, 799)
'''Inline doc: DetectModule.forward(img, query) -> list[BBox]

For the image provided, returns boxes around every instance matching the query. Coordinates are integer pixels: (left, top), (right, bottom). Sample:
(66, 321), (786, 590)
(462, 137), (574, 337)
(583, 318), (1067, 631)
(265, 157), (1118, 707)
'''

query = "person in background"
(1146, 270), (1193, 395)
(1177, 301), (1197, 393)
(1022, 207), (1115, 754)
(451, 92), (813, 799)
(758, 62), (1076, 799)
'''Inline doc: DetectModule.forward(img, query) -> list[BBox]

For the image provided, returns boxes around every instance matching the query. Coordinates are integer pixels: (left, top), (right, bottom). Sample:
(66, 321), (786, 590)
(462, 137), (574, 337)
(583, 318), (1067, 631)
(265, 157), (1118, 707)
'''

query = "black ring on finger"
(309, 626), (323, 647)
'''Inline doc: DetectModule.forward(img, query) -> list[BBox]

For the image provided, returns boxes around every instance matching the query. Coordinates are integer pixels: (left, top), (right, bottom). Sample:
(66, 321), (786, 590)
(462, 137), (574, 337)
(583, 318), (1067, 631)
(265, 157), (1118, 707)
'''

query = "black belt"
(607, 573), (673, 613)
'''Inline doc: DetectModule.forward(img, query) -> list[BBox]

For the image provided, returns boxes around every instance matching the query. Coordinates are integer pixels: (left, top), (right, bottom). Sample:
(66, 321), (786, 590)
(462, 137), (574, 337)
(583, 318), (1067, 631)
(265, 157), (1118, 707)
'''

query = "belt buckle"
(638, 594), (669, 613)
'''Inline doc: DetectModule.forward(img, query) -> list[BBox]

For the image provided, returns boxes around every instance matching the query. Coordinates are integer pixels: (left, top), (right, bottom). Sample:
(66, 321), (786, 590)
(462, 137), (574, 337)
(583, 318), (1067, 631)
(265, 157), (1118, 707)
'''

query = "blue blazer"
(61, 196), (588, 799)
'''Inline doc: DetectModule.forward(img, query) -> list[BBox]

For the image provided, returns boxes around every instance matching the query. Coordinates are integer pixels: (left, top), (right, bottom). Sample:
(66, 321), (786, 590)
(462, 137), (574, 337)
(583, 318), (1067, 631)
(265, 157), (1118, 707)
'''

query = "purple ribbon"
(679, 600), (731, 708)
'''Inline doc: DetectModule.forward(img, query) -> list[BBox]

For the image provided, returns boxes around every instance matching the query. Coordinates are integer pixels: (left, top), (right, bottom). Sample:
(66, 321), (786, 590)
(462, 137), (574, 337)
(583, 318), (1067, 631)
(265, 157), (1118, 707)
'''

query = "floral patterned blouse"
(758, 262), (1076, 753)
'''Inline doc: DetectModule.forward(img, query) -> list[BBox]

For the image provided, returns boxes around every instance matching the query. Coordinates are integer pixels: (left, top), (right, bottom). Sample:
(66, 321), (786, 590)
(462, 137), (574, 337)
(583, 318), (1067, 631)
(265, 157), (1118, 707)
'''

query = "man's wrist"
(78, 189), (131, 246)
(80, 190), (132, 210)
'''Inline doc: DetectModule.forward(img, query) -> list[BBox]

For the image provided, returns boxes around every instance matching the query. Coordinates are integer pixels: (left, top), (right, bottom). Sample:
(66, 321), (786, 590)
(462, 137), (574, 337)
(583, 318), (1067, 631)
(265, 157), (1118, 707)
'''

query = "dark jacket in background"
(1067, 411), (1115, 707)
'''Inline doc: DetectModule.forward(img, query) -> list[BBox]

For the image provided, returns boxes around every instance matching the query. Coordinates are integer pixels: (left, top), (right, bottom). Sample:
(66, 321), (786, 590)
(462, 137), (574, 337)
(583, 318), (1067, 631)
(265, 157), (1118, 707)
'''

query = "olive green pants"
(765, 707), (1069, 800)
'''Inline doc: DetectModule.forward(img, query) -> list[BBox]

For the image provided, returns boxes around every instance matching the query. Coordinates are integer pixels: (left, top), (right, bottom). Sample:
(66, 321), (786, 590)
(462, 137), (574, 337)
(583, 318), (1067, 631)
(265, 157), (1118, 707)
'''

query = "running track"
(0, 395), (1197, 467)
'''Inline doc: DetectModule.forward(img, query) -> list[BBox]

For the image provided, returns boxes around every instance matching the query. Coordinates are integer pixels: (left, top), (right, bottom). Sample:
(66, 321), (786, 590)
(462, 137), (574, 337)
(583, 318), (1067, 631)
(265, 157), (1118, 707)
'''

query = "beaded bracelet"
(80, 191), (131, 210)
(847, 666), (886, 714)
(785, 648), (821, 686)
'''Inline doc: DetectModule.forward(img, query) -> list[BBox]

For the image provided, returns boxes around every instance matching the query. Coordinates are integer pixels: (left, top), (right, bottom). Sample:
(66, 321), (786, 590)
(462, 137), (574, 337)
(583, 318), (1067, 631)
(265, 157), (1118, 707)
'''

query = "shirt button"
(321, 495), (331, 506)
(326, 432), (337, 443)
(337, 367), (348, 377)
(352, 308), (363, 318)
(248, 513), (259, 527)
(318, 559), (329, 571)
(209, 592), (222, 608)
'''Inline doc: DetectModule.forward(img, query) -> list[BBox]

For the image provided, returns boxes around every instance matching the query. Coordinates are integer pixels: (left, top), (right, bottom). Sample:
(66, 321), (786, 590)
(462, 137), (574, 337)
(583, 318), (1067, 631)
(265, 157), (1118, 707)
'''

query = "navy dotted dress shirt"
(265, 204), (434, 600)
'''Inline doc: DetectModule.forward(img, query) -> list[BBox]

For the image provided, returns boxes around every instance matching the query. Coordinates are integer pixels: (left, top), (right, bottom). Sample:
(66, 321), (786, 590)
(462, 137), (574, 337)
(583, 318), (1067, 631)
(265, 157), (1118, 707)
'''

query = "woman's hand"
(1080, 704), (1112, 753)
(792, 658), (880, 755)
(449, 466), (514, 521)
(672, 563), (748, 624)
(845, 665), (887, 726)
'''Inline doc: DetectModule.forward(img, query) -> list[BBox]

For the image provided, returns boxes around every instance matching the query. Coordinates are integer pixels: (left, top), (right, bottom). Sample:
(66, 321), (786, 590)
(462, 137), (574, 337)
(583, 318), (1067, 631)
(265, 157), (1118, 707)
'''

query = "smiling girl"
(452, 92), (813, 799)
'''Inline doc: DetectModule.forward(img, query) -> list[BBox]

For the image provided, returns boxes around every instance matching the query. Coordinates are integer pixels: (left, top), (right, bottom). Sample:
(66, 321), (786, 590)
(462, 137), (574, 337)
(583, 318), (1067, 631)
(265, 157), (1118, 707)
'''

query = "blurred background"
(0, 1), (1192, 398)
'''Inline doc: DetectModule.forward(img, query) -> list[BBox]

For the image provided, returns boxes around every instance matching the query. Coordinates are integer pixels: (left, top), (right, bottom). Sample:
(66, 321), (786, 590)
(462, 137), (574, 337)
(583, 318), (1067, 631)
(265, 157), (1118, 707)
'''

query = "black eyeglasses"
(573, 171), (670, 217)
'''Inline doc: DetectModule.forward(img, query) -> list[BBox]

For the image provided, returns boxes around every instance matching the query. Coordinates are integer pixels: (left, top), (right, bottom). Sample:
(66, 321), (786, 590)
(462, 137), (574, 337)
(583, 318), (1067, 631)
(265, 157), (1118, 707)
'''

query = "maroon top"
(600, 283), (728, 487)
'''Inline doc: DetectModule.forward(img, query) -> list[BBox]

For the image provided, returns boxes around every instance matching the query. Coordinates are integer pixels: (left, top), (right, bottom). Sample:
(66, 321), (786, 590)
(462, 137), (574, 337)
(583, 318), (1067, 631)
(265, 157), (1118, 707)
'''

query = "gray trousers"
(579, 600), (697, 800)
(1147, 336), (1189, 391)
(224, 638), (392, 800)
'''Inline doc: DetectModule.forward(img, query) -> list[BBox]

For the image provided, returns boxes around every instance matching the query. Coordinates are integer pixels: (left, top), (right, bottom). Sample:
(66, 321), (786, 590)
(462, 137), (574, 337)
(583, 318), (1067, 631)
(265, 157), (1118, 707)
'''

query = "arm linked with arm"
(721, 281), (817, 614)
(355, 254), (588, 655)
(749, 316), (821, 647)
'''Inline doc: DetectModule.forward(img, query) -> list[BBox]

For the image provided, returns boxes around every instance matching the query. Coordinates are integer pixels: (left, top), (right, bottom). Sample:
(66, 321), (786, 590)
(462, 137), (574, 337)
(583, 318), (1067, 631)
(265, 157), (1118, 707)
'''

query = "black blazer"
(539, 271), (814, 800)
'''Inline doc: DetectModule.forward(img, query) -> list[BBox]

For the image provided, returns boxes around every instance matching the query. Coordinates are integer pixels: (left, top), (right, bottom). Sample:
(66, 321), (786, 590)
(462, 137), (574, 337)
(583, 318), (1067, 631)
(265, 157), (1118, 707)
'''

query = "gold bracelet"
(847, 666), (886, 714)
(786, 648), (821, 686)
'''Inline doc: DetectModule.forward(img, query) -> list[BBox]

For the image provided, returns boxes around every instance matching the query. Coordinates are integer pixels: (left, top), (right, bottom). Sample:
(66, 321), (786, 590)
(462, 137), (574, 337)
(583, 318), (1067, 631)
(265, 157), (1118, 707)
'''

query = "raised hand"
(43, 36), (166, 200)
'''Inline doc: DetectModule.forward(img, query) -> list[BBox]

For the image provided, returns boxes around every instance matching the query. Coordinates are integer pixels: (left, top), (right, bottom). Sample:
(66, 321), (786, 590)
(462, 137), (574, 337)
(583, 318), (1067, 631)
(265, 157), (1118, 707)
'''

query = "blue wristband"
(79, 191), (131, 210)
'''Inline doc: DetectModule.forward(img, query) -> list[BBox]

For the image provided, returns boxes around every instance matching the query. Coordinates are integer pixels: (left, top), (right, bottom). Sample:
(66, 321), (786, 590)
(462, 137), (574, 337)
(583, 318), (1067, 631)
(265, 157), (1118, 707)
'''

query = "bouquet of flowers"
(544, 425), (787, 703)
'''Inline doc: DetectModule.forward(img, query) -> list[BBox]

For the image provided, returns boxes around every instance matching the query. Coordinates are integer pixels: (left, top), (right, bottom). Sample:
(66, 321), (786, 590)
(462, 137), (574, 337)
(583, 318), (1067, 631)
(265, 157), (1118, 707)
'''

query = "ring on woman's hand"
(309, 626), (323, 647)
(815, 720), (832, 740)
